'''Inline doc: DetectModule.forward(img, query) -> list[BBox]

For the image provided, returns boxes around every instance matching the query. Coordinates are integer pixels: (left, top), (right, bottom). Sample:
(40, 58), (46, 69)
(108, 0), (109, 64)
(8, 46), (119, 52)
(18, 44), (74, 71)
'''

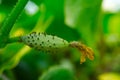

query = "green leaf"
(0, 43), (30, 74)
(39, 66), (75, 80)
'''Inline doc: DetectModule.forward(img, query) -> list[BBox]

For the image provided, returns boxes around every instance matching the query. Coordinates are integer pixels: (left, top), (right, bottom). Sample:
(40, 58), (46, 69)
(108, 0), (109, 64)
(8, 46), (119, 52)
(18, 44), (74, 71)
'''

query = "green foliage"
(39, 66), (75, 80)
(1, 0), (120, 80)
(0, 0), (29, 48)
(0, 43), (24, 74)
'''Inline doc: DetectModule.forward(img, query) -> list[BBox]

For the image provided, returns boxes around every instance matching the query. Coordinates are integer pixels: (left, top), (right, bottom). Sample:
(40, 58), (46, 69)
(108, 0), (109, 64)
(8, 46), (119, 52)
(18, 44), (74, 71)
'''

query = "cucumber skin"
(21, 32), (69, 51)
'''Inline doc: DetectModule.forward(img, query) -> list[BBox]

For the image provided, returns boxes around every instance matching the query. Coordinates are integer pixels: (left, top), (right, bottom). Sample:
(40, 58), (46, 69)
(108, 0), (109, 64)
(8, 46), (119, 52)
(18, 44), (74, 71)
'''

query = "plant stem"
(0, 0), (29, 48)
(1, 0), (29, 35)
(7, 36), (21, 43)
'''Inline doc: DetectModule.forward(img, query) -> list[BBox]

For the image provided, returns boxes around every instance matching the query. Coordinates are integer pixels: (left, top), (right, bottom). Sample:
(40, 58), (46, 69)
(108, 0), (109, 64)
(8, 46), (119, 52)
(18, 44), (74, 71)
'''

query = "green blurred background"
(0, 0), (120, 80)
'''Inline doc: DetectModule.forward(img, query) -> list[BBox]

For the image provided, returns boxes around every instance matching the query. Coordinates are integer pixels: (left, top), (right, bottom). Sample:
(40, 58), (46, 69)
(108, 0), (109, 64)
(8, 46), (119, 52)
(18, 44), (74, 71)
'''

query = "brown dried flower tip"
(69, 41), (94, 64)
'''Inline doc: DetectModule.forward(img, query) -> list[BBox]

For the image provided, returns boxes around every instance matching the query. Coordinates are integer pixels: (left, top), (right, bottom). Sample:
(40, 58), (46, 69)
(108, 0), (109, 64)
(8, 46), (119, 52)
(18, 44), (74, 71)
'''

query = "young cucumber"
(21, 32), (94, 64)
(21, 32), (69, 51)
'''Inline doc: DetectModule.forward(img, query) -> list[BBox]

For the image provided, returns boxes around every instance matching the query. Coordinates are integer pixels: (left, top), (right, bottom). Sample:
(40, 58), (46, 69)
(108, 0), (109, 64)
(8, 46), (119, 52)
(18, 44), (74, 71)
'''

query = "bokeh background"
(0, 0), (120, 80)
